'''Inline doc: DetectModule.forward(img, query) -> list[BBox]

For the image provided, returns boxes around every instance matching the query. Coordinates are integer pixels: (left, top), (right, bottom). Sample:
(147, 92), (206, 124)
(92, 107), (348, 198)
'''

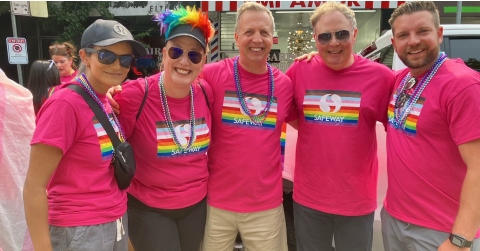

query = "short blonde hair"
(389, 1), (440, 31)
(235, 2), (275, 33)
(310, 2), (357, 29)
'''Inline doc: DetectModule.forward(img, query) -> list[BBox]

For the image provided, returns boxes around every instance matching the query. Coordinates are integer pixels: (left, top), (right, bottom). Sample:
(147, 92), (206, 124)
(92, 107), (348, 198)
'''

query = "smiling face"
(80, 41), (132, 94)
(51, 55), (74, 77)
(314, 10), (357, 70)
(391, 10), (443, 76)
(235, 9), (273, 73)
(162, 36), (205, 88)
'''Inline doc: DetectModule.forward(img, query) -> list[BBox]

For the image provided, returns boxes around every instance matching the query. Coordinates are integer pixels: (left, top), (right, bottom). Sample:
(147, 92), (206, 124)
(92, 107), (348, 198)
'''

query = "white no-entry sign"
(6, 37), (28, 64)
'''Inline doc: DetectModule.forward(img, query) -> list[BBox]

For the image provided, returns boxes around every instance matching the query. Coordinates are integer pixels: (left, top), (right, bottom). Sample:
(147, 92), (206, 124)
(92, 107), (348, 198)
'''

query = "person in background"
(0, 68), (35, 251)
(24, 19), (145, 251)
(382, 2), (480, 250)
(26, 60), (61, 115)
(201, 2), (293, 250)
(286, 2), (394, 251)
(113, 6), (214, 251)
(49, 42), (78, 83)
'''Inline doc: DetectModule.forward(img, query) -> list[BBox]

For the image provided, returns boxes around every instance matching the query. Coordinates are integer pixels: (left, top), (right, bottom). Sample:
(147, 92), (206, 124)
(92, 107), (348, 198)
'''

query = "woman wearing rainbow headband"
(113, 6), (214, 251)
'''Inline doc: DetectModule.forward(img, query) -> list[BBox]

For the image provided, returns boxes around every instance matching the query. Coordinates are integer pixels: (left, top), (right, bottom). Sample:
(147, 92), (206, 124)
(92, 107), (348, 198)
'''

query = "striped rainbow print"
(388, 96), (425, 135)
(93, 118), (114, 161)
(156, 118), (210, 158)
(303, 90), (361, 126)
(280, 122), (286, 167)
(221, 90), (278, 129)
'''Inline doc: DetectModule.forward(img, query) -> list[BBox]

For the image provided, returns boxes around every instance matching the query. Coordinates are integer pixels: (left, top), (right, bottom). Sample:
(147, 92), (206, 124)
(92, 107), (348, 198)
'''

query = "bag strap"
(197, 80), (210, 110)
(67, 85), (122, 148)
(135, 78), (149, 121)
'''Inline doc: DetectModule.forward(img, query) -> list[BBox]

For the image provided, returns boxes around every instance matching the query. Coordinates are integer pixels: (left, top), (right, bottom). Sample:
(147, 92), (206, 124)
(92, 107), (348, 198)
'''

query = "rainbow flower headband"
(153, 6), (214, 44)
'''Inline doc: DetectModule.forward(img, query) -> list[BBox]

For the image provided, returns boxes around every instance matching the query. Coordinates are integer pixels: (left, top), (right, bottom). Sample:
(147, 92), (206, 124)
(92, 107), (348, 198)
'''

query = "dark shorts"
(127, 194), (207, 251)
(294, 201), (374, 251)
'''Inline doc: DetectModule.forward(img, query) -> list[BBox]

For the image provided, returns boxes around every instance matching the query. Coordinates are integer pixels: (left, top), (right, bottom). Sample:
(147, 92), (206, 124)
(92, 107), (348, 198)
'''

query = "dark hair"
(26, 60), (61, 115)
(49, 41), (78, 70)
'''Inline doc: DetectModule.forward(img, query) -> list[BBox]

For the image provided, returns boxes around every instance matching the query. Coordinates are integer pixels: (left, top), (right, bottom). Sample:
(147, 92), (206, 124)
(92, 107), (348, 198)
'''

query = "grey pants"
(381, 207), (480, 251)
(293, 201), (374, 251)
(50, 213), (128, 251)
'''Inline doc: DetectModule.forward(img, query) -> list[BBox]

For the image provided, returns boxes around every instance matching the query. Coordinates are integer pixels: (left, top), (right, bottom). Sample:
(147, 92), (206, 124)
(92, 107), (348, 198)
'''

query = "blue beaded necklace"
(158, 72), (196, 151)
(392, 52), (447, 129)
(233, 56), (275, 126)
(76, 74), (125, 141)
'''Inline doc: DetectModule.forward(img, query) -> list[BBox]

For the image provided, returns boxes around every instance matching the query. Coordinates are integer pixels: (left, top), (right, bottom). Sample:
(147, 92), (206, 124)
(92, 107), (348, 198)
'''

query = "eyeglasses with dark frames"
(317, 30), (351, 45)
(167, 46), (204, 64)
(395, 77), (418, 108)
(84, 48), (134, 68)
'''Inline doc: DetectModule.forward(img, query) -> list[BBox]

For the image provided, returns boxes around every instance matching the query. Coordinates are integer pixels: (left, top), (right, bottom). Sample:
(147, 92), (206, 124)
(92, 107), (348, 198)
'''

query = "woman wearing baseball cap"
(113, 6), (214, 251)
(24, 19), (145, 251)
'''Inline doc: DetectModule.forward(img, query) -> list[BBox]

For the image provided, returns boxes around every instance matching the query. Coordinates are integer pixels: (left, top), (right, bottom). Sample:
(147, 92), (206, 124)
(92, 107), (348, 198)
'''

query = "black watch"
(449, 233), (473, 248)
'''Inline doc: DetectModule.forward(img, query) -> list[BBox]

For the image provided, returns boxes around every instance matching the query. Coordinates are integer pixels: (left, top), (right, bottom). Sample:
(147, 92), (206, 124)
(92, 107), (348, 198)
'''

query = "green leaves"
(41, 2), (114, 42)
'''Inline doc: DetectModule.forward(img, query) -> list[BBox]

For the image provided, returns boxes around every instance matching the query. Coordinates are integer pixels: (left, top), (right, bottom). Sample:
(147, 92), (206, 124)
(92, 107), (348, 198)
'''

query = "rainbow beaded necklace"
(158, 72), (196, 151)
(392, 52), (447, 129)
(233, 56), (275, 126)
(76, 74), (125, 142)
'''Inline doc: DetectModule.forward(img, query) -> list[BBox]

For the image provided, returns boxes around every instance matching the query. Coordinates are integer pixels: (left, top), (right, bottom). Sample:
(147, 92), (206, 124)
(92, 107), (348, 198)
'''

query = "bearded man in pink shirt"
(382, 2), (480, 251)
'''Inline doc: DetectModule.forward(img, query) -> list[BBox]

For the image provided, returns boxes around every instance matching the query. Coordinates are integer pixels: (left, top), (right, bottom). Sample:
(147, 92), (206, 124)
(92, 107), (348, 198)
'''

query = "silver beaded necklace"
(158, 73), (196, 151)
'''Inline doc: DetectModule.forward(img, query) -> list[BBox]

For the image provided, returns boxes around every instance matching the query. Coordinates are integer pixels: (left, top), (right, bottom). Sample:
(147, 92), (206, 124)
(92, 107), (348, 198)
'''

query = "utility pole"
(10, 12), (24, 85)
(456, 1), (462, 24)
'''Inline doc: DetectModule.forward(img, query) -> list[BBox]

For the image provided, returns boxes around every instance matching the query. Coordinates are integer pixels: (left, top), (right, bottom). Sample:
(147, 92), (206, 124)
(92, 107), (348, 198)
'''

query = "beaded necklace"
(158, 73), (196, 151)
(392, 52), (447, 129)
(76, 74), (125, 141)
(233, 56), (275, 126)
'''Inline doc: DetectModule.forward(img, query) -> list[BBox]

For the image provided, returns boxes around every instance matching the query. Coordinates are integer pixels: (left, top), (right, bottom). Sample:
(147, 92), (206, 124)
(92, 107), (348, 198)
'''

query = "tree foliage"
(40, 2), (114, 42)
(0, 2), (10, 14)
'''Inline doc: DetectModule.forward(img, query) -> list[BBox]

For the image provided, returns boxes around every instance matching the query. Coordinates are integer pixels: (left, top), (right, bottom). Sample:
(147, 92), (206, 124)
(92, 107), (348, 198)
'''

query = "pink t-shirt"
(60, 70), (78, 83)
(385, 59), (480, 236)
(115, 74), (212, 209)
(202, 58), (294, 213)
(32, 82), (126, 227)
(286, 55), (394, 216)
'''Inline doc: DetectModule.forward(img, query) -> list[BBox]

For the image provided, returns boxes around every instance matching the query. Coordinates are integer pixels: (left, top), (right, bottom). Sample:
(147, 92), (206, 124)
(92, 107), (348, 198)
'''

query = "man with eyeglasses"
(285, 2), (394, 251)
(382, 2), (480, 251)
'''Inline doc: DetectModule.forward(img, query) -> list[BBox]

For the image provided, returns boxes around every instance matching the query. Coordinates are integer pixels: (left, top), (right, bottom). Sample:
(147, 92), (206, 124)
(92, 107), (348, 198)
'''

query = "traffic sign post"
(6, 37), (28, 64)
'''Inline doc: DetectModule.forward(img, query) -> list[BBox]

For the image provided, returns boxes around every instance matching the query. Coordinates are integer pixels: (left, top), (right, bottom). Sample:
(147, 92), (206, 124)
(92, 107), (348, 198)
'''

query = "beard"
(398, 47), (440, 70)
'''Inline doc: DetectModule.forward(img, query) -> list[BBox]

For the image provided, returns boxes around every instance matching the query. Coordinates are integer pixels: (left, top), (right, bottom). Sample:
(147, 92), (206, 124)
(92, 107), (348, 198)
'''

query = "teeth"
(409, 50), (422, 54)
(330, 51), (341, 54)
(176, 69), (189, 75)
(251, 48), (261, 52)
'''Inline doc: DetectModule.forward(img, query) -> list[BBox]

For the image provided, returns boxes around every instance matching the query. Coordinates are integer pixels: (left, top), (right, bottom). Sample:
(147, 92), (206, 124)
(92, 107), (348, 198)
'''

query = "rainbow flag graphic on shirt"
(93, 117), (114, 161)
(221, 90), (278, 129)
(156, 117), (210, 158)
(303, 90), (361, 126)
(388, 95), (426, 135)
(280, 123), (286, 169)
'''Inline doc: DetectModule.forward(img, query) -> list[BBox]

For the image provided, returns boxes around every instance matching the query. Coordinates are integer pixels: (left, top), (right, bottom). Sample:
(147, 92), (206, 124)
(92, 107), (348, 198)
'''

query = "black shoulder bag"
(67, 84), (136, 190)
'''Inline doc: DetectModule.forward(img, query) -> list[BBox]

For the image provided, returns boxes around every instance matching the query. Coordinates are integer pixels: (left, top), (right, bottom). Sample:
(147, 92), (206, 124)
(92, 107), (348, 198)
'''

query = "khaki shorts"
(202, 204), (287, 251)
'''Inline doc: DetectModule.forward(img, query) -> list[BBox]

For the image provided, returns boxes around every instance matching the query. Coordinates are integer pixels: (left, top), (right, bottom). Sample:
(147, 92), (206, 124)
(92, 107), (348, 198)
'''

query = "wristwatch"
(449, 233), (473, 248)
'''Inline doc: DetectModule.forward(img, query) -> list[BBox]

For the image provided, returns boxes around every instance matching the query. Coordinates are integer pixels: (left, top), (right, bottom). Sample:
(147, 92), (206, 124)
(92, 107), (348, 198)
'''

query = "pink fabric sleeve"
(32, 98), (77, 153)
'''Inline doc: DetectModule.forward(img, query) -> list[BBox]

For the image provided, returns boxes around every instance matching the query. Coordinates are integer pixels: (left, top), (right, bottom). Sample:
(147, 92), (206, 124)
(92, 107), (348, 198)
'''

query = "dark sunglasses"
(167, 46), (204, 64)
(395, 77), (418, 108)
(317, 30), (351, 45)
(84, 48), (134, 68)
